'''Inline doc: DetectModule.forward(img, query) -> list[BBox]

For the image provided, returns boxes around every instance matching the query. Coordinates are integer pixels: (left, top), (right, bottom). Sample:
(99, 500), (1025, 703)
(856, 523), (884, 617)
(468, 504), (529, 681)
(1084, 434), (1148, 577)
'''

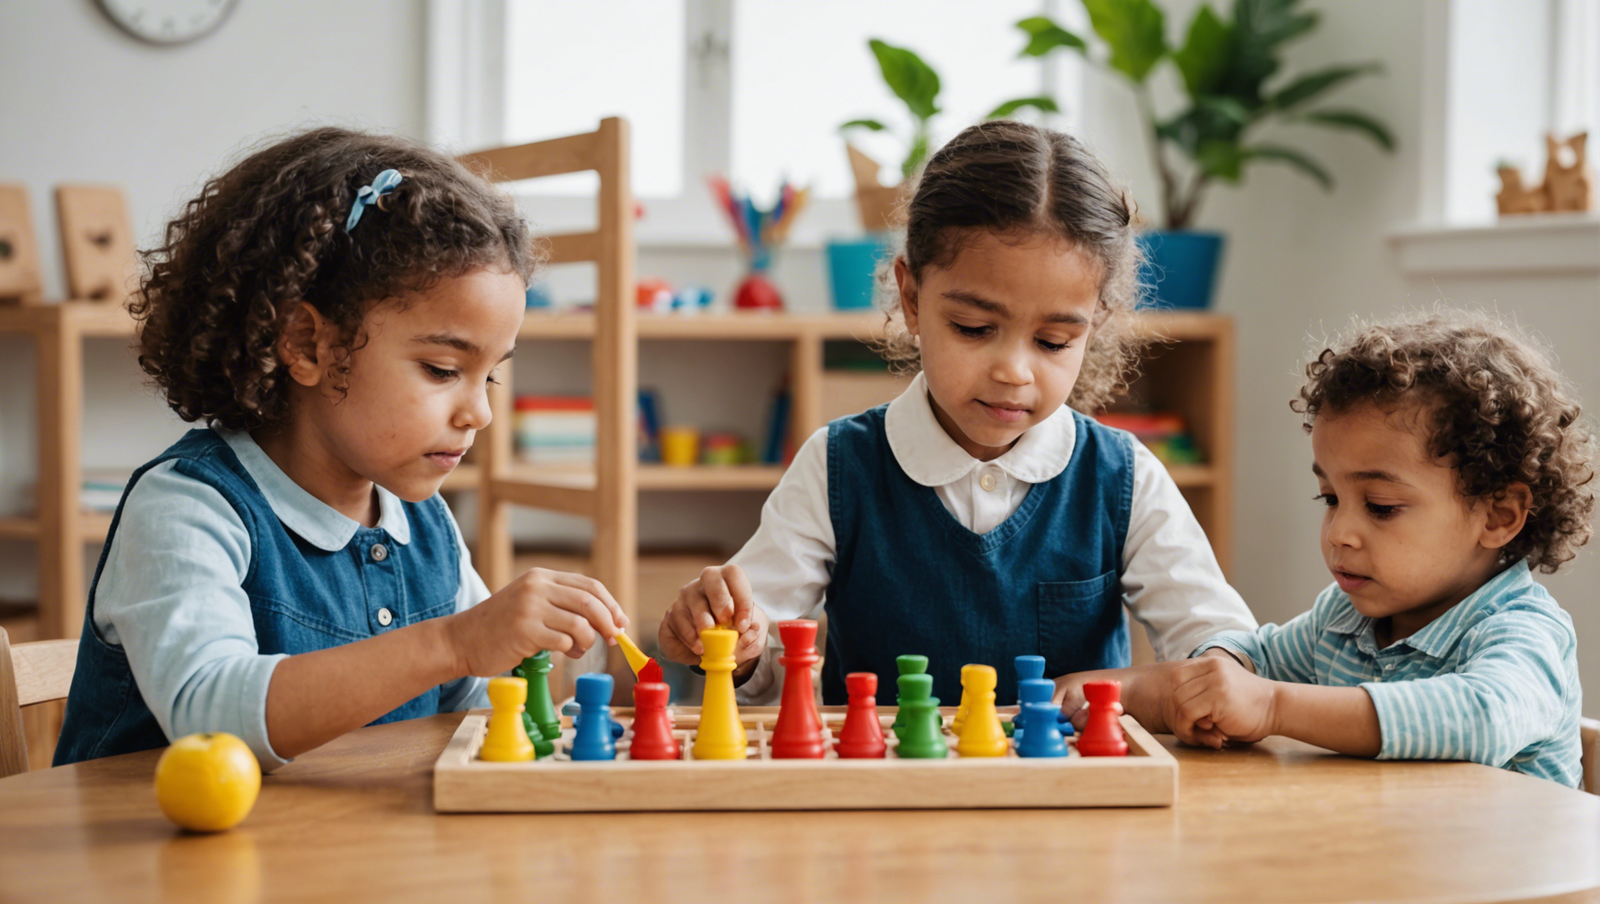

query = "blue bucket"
(826, 236), (891, 310)
(1137, 231), (1225, 310)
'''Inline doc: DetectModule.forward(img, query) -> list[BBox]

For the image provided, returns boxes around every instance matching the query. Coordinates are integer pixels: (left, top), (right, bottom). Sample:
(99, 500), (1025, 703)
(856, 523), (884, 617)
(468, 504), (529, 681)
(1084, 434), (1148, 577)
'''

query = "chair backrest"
(1582, 717), (1599, 795)
(0, 627), (79, 777)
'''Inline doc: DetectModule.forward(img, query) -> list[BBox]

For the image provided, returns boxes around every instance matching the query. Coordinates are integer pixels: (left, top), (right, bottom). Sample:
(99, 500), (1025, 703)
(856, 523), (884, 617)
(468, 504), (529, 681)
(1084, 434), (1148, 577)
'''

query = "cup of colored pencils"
(706, 175), (810, 311)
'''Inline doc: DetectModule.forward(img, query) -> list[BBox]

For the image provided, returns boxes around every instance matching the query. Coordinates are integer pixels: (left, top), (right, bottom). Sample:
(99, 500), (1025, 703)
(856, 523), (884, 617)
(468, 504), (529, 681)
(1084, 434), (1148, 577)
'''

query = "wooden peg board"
(55, 185), (136, 303)
(433, 705), (1177, 813)
(0, 185), (43, 304)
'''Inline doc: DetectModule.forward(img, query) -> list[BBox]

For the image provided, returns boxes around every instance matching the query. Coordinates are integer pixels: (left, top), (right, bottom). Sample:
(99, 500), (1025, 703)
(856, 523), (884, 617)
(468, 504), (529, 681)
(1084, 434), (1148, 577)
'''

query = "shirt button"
(370, 543), (388, 562)
(979, 472), (998, 492)
(377, 607), (393, 627)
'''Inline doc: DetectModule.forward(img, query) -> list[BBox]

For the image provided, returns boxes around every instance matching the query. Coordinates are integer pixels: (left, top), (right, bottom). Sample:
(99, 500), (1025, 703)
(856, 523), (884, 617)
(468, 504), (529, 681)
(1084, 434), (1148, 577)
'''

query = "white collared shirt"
(93, 427), (491, 770)
(732, 372), (1257, 702)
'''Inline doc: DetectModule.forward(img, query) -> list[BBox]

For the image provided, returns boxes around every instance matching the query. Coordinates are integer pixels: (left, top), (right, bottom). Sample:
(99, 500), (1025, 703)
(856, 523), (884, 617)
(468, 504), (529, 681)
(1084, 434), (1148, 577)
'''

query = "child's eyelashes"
(946, 321), (1071, 352)
(1312, 493), (1399, 518)
(422, 362), (501, 385)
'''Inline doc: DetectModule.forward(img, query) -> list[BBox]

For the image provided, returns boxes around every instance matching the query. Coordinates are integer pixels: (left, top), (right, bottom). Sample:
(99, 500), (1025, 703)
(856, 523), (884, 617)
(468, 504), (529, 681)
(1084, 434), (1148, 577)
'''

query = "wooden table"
(2, 713), (1597, 904)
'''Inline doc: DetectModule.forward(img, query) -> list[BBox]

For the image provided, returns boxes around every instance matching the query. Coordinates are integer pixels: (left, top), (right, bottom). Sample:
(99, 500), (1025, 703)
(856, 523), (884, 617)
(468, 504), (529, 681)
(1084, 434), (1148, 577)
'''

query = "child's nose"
(1324, 508), (1361, 548)
(990, 346), (1033, 385)
(458, 385), (492, 430)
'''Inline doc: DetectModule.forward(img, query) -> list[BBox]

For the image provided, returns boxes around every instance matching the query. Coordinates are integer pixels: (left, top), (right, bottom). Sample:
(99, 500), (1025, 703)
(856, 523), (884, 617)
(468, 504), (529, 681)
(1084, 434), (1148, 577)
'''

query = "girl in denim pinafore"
(56, 129), (627, 769)
(656, 121), (1257, 728)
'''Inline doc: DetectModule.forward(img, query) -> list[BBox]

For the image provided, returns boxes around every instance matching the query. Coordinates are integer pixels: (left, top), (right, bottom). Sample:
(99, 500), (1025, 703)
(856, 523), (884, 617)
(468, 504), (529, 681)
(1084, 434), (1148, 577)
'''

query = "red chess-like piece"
(835, 672), (887, 759)
(770, 620), (826, 758)
(628, 681), (680, 760)
(1076, 679), (1129, 757)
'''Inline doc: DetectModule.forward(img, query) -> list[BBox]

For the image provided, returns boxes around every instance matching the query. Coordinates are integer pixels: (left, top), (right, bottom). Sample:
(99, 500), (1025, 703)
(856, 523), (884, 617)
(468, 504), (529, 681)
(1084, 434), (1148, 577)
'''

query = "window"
(429, 0), (1070, 221)
(1430, 0), (1600, 222)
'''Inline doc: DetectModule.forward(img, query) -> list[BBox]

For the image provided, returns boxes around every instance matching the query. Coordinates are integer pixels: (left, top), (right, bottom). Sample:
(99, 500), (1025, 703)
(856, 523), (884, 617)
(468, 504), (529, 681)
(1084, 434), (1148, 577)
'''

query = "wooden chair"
(456, 118), (637, 692)
(1582, 717), (1599, 795)
(0, 626), (78, 777)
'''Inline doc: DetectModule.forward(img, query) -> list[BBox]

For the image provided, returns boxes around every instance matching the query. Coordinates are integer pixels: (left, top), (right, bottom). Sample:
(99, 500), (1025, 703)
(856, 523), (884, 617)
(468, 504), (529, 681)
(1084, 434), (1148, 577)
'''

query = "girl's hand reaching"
(658, 564), (769, 667)
(445, 568), (628, 677)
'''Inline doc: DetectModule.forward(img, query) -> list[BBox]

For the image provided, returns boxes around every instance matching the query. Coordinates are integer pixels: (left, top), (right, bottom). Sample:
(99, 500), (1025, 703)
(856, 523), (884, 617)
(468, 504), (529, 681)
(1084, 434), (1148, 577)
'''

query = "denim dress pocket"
(1038, 571), (1129, 675)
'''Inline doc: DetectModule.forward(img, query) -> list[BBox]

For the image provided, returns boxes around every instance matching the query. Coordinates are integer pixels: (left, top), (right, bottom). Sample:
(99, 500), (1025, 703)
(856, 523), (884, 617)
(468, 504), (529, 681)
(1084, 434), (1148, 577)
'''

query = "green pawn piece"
(891, 654), (928, 733)
(893, 673), (947, 759)
(513, 651), (561, 757)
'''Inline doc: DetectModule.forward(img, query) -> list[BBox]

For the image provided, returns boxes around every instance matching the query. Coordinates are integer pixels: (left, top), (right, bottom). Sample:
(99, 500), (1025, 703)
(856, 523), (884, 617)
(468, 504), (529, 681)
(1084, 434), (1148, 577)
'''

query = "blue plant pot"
(1137, 231), (1225, 310)
(826, 236), (891, 311)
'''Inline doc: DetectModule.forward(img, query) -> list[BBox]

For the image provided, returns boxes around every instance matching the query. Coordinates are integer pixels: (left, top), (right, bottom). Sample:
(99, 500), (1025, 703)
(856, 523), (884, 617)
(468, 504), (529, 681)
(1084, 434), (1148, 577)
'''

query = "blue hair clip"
(344, 169), (403, 233)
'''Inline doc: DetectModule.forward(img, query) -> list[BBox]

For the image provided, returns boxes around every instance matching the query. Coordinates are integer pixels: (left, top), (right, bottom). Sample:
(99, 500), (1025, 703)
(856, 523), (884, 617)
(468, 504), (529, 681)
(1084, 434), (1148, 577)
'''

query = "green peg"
(892, 654), (929, 733)
(893, 673), (947, 759)
(517, 651), (562, 750)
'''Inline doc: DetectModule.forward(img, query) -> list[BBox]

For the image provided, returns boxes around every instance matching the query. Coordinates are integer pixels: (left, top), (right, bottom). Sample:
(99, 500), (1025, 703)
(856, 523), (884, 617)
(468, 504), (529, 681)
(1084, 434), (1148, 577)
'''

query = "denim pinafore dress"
(821, 406), (1133, 707)
(55, 429), (461, 765)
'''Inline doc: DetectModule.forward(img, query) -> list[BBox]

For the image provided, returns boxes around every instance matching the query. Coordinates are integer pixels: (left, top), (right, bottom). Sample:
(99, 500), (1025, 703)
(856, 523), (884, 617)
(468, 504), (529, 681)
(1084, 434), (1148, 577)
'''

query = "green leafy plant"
(840, 38), (1060, 180)
(1019, 0), (1395, 230)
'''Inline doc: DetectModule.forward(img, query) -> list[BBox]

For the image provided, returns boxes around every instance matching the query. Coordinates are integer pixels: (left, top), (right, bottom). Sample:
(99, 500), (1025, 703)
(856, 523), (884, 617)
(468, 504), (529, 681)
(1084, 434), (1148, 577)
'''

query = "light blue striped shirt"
(1198, 560), (1582, 786)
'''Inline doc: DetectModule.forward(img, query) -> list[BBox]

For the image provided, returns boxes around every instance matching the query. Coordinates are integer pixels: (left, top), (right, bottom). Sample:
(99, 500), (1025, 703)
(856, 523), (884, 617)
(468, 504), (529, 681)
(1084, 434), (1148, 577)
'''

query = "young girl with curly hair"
(1169, 309), (1593, 785)
(656, 120), (1257, 717)
(55, 128), (627, 768)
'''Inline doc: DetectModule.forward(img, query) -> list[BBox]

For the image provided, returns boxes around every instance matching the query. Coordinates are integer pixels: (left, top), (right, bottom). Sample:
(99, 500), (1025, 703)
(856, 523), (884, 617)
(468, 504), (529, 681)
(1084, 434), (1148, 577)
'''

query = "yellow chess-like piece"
(480, 676), (535, 762)
(955, 664), (1008, 758)
(692, 626), (748, 760)
(951, 675), (974, 737)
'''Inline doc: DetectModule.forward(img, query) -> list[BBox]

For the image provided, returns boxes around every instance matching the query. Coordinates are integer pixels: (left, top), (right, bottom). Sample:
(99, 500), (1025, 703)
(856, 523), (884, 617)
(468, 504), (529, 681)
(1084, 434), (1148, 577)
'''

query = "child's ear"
(278, 302), (334, 388)
(1479, 482), (1533, 550)
(893, 256), (919, 336)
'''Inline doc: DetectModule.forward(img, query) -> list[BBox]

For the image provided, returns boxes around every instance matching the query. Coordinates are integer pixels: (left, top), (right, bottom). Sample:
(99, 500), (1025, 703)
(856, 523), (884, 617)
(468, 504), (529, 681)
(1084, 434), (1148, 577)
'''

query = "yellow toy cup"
(660, 426), (700, 467)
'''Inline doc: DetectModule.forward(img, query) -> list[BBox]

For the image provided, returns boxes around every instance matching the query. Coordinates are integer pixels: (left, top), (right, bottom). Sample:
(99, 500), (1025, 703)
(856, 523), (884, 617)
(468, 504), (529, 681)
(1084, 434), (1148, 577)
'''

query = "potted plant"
(1018, 0), (1395, 308)
(826, 38), (1058, 310)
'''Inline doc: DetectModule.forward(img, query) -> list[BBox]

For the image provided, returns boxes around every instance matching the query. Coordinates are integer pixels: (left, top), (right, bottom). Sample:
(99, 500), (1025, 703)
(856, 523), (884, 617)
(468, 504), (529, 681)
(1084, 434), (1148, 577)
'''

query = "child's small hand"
(1053, 661), (1186, 733)
(446, 568), (628, 676)
(657, 564), (769, 666)
(1167, 655), (1277, 748)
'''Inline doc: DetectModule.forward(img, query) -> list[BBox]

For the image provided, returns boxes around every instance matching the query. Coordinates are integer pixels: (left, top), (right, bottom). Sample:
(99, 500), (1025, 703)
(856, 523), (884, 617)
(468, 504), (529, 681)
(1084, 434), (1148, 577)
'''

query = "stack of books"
(514, 396), (596, 465)
(1094, 411), (1203, 466)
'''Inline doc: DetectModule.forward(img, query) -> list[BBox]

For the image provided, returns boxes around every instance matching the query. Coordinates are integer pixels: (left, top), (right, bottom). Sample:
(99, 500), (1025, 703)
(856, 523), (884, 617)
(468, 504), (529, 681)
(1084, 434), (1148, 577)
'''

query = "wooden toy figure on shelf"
(1544, 132), (1594, 212)
(1495, 131), (1594, 216)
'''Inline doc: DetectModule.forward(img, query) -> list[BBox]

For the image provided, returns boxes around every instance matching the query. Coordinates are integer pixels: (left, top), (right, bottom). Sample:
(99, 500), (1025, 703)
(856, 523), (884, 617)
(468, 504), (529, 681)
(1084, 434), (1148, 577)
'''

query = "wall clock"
(95, 0), (240, 45)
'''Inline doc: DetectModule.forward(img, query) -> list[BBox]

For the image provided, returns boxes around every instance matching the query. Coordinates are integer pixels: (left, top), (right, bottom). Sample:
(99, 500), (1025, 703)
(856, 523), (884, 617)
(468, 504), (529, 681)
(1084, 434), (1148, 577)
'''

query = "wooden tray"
(433, 705), (1176, 812)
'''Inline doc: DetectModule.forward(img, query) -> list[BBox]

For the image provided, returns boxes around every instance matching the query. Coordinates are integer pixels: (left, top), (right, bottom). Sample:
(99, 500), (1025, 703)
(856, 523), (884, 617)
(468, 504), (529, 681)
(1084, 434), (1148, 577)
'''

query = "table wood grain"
(2, 713), (1596, 903)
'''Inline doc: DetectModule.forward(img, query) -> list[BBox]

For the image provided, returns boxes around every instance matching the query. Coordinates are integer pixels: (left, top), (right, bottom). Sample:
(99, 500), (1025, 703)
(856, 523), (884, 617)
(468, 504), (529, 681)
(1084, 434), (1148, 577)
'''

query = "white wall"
(0, 0), (428, 599)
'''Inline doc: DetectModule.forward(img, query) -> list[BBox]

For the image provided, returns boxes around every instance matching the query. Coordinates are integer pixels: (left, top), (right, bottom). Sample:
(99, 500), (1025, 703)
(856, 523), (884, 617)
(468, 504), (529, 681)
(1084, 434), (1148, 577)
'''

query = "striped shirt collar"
(884, 371), (1078, 487)
(1323, 559), (1535, 657)
(214, 427), (412, 550)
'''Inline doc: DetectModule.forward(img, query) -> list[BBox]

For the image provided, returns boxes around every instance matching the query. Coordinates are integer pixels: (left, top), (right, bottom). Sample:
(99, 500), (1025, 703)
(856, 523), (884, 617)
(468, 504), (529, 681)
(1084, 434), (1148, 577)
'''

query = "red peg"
(1076, 679), (1129, 757)
(770, 620), (826, 758)
(835, 672), (887, 759)
(628, 681), (680, 760)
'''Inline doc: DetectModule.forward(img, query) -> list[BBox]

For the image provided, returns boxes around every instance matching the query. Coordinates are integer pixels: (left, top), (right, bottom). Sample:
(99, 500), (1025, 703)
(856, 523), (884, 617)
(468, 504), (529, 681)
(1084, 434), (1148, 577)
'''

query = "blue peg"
(570, 673), (617, 761)
(1016, 679), (1069, 758)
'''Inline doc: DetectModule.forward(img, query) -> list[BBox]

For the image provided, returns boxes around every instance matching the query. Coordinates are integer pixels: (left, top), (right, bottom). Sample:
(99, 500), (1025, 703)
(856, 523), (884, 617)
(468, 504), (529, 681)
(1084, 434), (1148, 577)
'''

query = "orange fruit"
(153, 732), (261, 832)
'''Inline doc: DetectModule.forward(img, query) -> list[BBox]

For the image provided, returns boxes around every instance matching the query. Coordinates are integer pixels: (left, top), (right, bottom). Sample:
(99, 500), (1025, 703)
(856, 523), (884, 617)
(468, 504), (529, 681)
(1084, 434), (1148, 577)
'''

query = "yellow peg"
(692, 626), (748, 760)
(480, 677), (535, 762)
(955, 664), (1008, 758)
(615, 631), (650, 676)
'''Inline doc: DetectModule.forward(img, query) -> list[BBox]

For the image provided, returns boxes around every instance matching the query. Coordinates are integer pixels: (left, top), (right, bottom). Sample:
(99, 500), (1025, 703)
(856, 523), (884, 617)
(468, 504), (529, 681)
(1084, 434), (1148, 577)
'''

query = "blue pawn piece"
(1013, 653), (1074, 736)
(570, 673), (617, 761)
(1016, 679), (1069, 758)
(567, 697), (624, 738)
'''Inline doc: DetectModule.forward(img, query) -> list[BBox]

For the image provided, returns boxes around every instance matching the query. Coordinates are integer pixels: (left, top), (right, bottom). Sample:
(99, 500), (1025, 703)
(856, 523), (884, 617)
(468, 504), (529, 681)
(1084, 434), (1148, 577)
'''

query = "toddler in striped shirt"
(1169, 309), (1592, 785)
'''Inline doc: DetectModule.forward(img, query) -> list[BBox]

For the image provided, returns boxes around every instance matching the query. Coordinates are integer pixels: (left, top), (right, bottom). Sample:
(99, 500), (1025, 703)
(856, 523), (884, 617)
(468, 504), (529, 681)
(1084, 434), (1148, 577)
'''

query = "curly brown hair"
(1293, 309), (1596, 572)
(873, 119), (1146, 413)
(132, 127), (538, 431)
